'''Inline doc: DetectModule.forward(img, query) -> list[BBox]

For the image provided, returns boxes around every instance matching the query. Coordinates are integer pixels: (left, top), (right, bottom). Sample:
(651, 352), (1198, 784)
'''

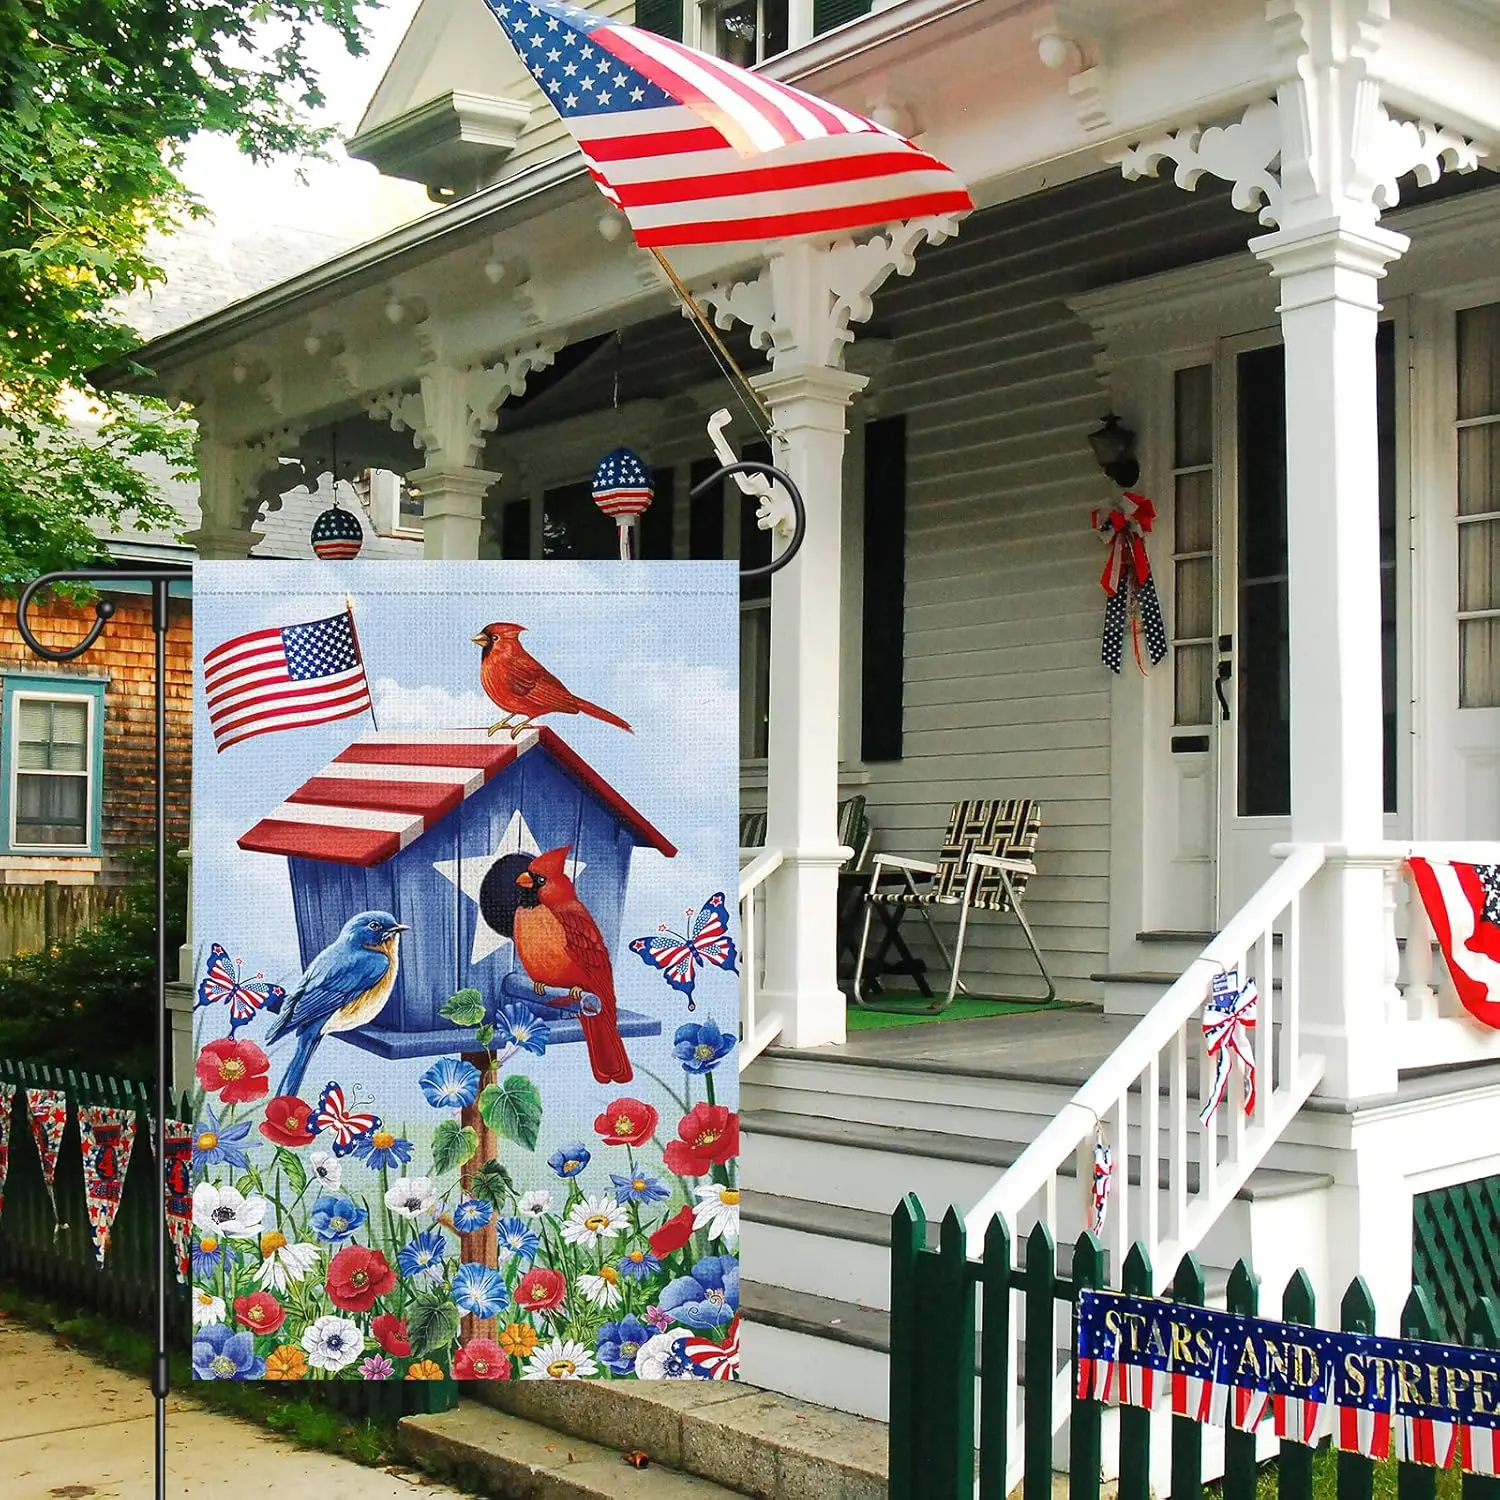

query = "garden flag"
(1407, 858), (1500, 1029)
(192, 560), (740, 1383)
(26, 1087), (67, 1225)
(163, 1119), (194, 1284)
(78, 1105), (136, 1266)
(0, 1080), (15, 1225)
(480, 0), (972, 247)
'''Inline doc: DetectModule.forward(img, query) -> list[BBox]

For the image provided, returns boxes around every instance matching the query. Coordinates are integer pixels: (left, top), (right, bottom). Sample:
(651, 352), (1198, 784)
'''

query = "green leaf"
(273, 1148), (307, 1197)
(470, 1158), (517, 1207)
(474, 1024), (495, 1049)
(439, 988), (486, 1028)
(477, 1075), (543, 1151)
(431, 1120), (479, 1177)
(406, 1292), (461, 1359)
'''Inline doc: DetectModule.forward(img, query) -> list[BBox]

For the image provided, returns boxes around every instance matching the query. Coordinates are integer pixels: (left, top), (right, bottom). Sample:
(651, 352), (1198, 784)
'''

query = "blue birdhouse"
(237, 727), (676, 1060)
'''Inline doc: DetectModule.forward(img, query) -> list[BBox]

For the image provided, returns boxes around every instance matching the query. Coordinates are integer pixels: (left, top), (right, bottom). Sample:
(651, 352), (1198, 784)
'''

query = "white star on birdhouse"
(433, 810), (586, 964)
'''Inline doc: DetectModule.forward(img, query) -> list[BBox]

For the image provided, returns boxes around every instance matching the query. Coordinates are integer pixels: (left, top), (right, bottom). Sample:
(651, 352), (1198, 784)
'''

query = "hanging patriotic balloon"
(1199, 967), (1259, 1128)
(0, 1081), (15, 1227)
(1093, 492), (1168, 677)
(592, 447), (654, 560)
(78, 1106), (136, 1266)
(25, 1087), (68, 1227)
(311, 502), (365, 560)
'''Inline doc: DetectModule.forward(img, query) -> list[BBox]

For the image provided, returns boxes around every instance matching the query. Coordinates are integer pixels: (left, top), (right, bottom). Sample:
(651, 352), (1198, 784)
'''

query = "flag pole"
(345, 594), (379, 731)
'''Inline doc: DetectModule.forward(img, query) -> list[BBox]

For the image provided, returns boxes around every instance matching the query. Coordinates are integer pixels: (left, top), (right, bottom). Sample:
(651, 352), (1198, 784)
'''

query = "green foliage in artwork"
(405, 1292), (462, 1360)
(439, 989), (487, 1028)
(474, 1023), (496, 1048)
(478, 1076), (543, 1152)
(274, 1148), (308, 1198)
(469, 1158), (517, 1207)
(431, 1120), (479, 1176)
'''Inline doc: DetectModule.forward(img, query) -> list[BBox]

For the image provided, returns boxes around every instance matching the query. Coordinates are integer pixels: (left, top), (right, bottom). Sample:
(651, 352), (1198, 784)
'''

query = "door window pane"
(1172, 365), (1214, 728)
(1456, 303), (1500, 708)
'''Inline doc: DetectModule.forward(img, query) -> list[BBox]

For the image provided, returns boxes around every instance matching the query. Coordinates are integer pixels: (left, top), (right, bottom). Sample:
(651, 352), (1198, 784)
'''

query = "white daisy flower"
(254, 1231), (320, 1292)
(523, 1337), (600, 1380)
(520, 1189), (552, 1218)
(190, 1289), (226, 1328)
(559, 1195), (627, 1249)
(692, 1182), (741, 1242)
(385, 1175), (438, 1219)
(578, 1267), (623, 1309)
(635, 1329), (699, 1380)
(308, 1151), (342, 1191)
(300, 1315), (365, 1373)
(191, 1182), (266, 1240)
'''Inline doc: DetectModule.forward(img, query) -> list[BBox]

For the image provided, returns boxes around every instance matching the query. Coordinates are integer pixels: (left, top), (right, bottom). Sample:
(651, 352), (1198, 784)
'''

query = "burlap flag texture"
(26, 1088), (67, 1225)
(78, 1106), (137, 1266)
(0, 1081), (15, 1225)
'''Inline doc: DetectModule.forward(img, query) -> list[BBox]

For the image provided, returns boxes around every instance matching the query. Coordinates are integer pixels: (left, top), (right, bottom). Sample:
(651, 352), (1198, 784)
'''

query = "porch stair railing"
(965, 842), (1330, 1496)
(738, 847), (785, 1070)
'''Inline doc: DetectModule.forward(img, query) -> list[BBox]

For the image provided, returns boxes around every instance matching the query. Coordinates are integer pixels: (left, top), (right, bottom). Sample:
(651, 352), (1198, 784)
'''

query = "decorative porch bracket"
(188, 425), (307, 560)
(695, 215), (962, 1048)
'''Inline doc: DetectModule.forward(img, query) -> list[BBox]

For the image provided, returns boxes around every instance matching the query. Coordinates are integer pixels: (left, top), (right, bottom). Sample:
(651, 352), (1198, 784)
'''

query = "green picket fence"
(888, 1192), (1500, 1500)
(0, 1057), (455, 1419)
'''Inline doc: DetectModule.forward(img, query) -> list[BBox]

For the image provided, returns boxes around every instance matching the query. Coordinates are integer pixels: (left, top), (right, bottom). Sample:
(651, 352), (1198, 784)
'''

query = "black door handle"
(1215, 659), (1232, 721)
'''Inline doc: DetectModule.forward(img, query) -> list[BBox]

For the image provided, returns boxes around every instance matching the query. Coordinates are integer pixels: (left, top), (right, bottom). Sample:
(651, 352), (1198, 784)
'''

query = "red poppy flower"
(258, 1095), (314, 1147)
(372, 1313), (411, 1358)
(648, 1204), (696, 1258)
(326, 1245), (397, 1313)
(515, 1266), (567, 1313)
(232, 1291), (285, 1336)
(453, 1337), (511, 1380)
(593, 1096), (659, 1148)
(195, 1038), (271, 1104)
(662, 1103), (739, 1177)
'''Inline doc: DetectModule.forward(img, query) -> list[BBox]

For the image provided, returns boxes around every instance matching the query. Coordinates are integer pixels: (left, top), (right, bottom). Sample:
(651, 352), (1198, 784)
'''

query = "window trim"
(2, 675), (106, 857)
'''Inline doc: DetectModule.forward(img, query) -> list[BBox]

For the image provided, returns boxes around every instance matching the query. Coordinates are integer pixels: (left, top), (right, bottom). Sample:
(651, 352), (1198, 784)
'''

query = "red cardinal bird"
(511, 846), (632, 1083)
(472, 623), (632, 737)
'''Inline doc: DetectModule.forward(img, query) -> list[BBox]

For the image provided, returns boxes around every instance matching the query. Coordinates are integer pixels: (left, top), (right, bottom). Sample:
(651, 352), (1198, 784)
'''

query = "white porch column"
(1251, 219), (1407, 1099)
(408, 464), (497, 559)
(188, 430), (299, 559)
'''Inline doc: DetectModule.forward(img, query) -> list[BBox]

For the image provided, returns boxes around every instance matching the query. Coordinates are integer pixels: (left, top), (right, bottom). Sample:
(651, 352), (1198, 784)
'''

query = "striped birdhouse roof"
(237, 726), (677, 868)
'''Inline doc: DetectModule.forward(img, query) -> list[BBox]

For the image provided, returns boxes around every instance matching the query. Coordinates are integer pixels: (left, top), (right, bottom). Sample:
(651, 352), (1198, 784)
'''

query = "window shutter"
(633, 0), (683, 41)
(860, 415), (906, 762)
(813, 0), (871, 35)
(641, 467), (675, 559)
(689, 457), (724, 560)
(500, 498), (532, 559)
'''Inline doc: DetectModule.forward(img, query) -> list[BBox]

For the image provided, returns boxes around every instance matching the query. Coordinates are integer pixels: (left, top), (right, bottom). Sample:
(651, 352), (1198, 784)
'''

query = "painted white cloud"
(371, 678), (495, 730)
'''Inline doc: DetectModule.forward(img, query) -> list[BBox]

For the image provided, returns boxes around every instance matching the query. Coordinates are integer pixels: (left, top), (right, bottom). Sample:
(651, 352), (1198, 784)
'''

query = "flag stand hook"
(689, 457), (807, 581)
(16, 565), (189, 1500)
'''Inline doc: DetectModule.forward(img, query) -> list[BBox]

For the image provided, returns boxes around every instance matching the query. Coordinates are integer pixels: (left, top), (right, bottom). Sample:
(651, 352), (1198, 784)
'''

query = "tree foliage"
(0, 0), (373, 589)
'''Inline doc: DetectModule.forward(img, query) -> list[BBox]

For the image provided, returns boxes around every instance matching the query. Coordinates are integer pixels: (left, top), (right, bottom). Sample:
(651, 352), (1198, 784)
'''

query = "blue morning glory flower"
(495, 1003), (550, 1057)
(616, 1246), (662, 1281)
(451, 1262), (510, 1319)
(548, 1142), (591, 1178)
(659, 1254), (739, 1330)
(418, 1056), (481, 1110)
(609, 1170), (669, 1205)
(191, 1235), (237, 1281)
(192, 1108), (253, 1173)
(596, 1314), (652, 1375)
(452, 1198), (494, 1234)
(192, 1323), (264, 1380)
(351, 1128), (415, 1170)
(494, 1216), (540, 1262)
(674, 1017), (737, 1074)
(397, 1228), (449, 1284)
(309, 1193), (368, 1243)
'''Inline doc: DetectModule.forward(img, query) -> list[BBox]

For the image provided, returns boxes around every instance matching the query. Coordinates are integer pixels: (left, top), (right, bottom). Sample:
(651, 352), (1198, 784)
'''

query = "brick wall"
(0, 593), (192, 883)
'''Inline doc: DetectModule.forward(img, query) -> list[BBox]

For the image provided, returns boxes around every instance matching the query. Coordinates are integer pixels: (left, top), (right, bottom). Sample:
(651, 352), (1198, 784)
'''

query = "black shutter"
(633, 0), (682, 40)
(860, 415), (905, 762)
(641, 467), (675, 559)
(688, 457), (724, 560)
(500, 497), (531, 559)
(813, 0), (871, 34)
(543, 481), (616, 558)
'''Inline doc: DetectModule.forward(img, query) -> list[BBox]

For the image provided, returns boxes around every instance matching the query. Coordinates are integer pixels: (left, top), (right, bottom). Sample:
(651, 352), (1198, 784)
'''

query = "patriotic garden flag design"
(78, 1106), (137, 1266)
(26, 1087), (67, 1224)
(480, 0), (972, 248)
(0, 1080), (15, 1225)
(163, 1119), (194, 1284)
(1407, 858), (1500, 1029)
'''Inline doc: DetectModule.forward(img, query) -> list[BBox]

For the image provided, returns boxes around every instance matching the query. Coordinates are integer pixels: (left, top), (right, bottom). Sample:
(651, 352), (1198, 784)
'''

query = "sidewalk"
(0, 1317), (478, 1499)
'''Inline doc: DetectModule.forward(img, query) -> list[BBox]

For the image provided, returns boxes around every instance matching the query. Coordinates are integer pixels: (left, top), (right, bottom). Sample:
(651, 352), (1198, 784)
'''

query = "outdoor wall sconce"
(1088, 411), (1140, 489)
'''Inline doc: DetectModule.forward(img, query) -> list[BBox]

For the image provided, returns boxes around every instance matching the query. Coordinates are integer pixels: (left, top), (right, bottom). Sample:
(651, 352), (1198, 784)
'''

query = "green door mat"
(844, 996), (1077, 1031)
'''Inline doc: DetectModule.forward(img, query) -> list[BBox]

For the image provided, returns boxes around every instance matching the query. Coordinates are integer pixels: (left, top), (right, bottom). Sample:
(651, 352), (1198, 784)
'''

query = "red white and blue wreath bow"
(1094, 492), (1169, 676)
(1199, 967), (1258, 1127)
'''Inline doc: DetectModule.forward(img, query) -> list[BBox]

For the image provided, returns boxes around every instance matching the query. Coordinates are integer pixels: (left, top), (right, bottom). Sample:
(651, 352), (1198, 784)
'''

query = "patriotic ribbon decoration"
(25, 1087), (68, 1228)
(1094, 492), (1169, 676)
(1199, 968), (1258, 1128)
(78, 1106), (136, 1267)
(0, 1081), (15, 1226)
(1406, 857), (1500, 1030)
(1088, 1127), (1114, 1237)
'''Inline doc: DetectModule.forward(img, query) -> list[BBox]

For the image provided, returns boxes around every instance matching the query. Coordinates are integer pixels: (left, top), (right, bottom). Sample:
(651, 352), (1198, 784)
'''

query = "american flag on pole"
(1407, 858), (1500, 1029)
(480, 0), (973, 247)
(204, 608), (373, 753)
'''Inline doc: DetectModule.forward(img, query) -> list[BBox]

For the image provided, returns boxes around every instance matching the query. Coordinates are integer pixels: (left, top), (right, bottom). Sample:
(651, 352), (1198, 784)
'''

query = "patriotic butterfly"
(629, 894), (738, 1010)
(682, 1315), (740, 1380)
(196, 944), (286, 1034)
(307, 1082), (380, 1157)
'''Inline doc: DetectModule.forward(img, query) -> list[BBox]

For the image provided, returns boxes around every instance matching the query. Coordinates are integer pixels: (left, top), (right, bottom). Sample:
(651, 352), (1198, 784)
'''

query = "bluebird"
(265, 911), (409, 1098)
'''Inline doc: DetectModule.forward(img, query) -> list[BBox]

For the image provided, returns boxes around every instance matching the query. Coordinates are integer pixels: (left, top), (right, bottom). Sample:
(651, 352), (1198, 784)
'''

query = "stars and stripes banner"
(203, 605), (374, 754)
(1094, 493), (1168, 677)
(1077, 1289), (1500, 1472)
(480, 0), (972, 248)
(26, 1087), (67, 1226)
(1407, 858), (1500, 1030)
(78, 1106), (136, 1266)
(0, 1080), (15, 1226)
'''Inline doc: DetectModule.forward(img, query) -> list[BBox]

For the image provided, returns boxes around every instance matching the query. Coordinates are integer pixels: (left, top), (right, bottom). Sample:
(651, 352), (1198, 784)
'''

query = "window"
(861, 415), (906, 762)
(3, 679), (104, 853)
(1456, 302), (1500, 708)
(699, 0), (787, 65)
(1172, 364), (1215, 728)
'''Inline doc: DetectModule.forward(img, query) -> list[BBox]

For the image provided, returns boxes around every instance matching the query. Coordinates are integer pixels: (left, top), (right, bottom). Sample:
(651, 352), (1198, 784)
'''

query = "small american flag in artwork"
(480, 0), (972, 247)
(203, 608), (373, 753)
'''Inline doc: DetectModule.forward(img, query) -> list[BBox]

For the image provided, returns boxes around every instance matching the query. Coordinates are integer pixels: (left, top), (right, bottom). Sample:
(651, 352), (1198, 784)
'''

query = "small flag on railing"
(25, 1087), (67, 1227)
(1088, 1126), (1113, 1237)
(78, 1106), (136, 1267)
(1407, 858), (1500, 1030)
(0, 1081), (15, 1226)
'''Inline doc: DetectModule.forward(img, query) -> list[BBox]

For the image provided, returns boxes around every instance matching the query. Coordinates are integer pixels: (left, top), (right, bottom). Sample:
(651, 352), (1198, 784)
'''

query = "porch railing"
(738, 846), (785, 1070)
